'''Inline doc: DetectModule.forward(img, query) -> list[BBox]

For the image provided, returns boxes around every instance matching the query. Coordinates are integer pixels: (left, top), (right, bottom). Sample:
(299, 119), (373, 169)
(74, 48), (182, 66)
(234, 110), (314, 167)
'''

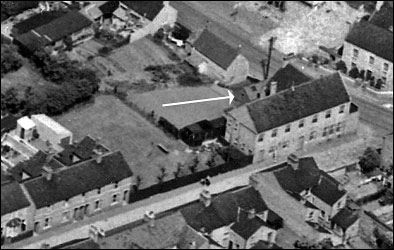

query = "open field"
(55, 95), (222, 188)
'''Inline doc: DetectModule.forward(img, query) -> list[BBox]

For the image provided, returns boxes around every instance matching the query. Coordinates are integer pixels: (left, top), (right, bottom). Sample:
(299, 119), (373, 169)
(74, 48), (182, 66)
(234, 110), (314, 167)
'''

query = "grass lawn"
(1, 63), (48, 96)
(55, 94), (192, 188)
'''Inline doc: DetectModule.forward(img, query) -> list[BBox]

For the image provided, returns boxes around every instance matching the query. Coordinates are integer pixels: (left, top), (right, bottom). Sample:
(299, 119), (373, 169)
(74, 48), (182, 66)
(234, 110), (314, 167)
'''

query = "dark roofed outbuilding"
(267, 63), (312, 94)
(121, 1), (164, 21)
(193, 29), (239, 70)
(331, 208), (359, 230)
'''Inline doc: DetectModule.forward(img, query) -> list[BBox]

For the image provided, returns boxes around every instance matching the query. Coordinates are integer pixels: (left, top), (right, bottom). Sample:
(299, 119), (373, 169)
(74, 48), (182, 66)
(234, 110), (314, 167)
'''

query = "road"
(170, 1), (284, 80)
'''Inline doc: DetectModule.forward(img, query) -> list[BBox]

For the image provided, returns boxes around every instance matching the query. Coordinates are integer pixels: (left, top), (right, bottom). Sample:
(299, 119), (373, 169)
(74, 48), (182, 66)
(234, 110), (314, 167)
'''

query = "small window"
(383, 63), (389, 72)
(269, 146), (275, 153)
(285, 124), (291, 133)
(329, 125), (335, 135)
(336, 122), (342, 132)
(271, 129), (278, 138)
(44, 218), (51, 228)
(369, 56), (374, 65)
(352, 48), (359, 59)
(123, 190), (129, 201)
(321, 211), (325, 217)
(97, 188), (101, 195)
(114, 182), (119, 189)
(312, 115), (318, 123)
(323, 127), (328, 137)
(325, 110), (331, 119)
(95, 200), (101, 210)
(63, 211), (70, 222)
(299, 119), (305, 128)
(339, 105), (345, 114)
(112, 194), (118, 204)
(282, 141), (289, 148)
(309, 131), (317, 141)
(258, 134), (264, 142)
(382, 77), (387, 83)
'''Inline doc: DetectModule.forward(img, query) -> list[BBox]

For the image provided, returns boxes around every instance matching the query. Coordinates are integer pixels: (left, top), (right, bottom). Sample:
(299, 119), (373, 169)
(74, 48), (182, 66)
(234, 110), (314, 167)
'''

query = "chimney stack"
(200, 190), (212, 207)
(248, 208), (256, 220)
(376, 1), (384, 11)
(96, 154), (103, 164)
(287, 153), (299, 171)
(270, 81), (277, 95)
(42, 166), (54, 181)
(144, 211), (156, 227)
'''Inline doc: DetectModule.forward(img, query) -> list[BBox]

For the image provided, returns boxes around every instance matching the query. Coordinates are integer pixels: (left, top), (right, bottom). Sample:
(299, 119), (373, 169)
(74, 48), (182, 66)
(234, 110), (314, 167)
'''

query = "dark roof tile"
(121, 1), (163, 21)
(236, 73), (350, 133)
(346, 20), (393, 62)
(99, 1), (120, 15)
(267, 63), (312, 93)
(369, 2), (393, 31)
(331, 208), (359, 229)
(1, 114), (17, 135)
(231, 212), (268, 239)
(23, 151), (133, 209)
(1, 181), (31, 216)
(311, 174), (346, 206)
(193, 29), (239, 70)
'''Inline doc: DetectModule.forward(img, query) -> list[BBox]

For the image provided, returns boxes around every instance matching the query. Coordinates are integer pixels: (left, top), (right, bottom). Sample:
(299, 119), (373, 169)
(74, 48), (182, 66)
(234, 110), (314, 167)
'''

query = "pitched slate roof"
(1, 114), (17, 135)
(1, 181), (31, 216)
(250, 241), (283, 249)
(11, 150), (48, 182)
(181, 186), (268, 233)
(98, 1), (120, 15)
(193, 29), (239, 70)
(74, 136), (97, 160)
(1, 1), (39, 16)
(331, 208), (359, 229)
(35, 10), (92, 41)
(346, 20), (393, 62)
(12, 10), (68, 36)
(311, 173), (346, 206)
(121, 1), (164, 21)
(267, 63), (312, 93)
(230, 73), (350, 133)
(23, 151), (133, 209)
(273, 157), (321, 194)
(273, 157), (346, 205)
(369, 2), (393, 31)
(231, 212), (268, 239)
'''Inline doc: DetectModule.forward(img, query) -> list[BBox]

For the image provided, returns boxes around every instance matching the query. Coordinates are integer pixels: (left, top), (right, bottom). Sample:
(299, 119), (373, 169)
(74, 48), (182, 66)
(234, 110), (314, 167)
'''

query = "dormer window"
(257, 134), (264, 142)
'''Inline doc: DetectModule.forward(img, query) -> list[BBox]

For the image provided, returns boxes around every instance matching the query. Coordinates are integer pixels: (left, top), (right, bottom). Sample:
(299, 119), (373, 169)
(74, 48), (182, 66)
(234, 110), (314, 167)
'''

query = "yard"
(1, 63), (48, 96)
(56, 94), (224, 189)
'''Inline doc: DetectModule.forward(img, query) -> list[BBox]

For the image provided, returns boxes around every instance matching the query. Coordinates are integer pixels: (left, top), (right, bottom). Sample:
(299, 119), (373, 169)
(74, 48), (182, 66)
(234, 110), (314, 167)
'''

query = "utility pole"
(264, 36), (276, 80)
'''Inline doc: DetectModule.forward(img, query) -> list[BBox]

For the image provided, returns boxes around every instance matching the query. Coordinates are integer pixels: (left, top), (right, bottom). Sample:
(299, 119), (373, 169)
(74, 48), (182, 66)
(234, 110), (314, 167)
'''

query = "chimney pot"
(270, 81), (277, 95)
(200, 190), (212, 207)
(287, 153), (299, 170)
(248, 208), (256, 220)
(42, 166), (54, 181)
(144, 211), (156, 227)
(96, 154), (103, 164)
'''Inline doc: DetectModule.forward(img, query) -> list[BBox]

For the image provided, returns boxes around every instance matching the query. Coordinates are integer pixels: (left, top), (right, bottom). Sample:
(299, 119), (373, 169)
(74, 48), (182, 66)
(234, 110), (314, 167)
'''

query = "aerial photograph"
(1, 1), (393, 249)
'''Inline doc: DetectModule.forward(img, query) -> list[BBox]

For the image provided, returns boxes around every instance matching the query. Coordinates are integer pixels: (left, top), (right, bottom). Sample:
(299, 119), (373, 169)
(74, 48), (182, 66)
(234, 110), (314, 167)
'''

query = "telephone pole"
(264, 36), (276, 80)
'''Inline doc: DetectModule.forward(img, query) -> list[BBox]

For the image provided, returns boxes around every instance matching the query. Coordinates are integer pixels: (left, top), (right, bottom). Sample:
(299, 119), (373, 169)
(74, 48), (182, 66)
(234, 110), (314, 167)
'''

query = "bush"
(1, 44), (23, 77)
(359, 147), (381, 173)
(335, 60), (347, 73)
(98, 46), (112, 57)
(348, 67), (359, 79)
(177, 72), (204, 87)
(153, 28), (165, 44)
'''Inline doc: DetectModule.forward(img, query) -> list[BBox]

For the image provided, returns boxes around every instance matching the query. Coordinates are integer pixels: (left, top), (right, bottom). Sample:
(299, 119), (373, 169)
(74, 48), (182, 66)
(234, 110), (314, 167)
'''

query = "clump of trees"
(359, 147), (381, 174)
(1, 44), (23, 77)
(1, 50), (100, 116)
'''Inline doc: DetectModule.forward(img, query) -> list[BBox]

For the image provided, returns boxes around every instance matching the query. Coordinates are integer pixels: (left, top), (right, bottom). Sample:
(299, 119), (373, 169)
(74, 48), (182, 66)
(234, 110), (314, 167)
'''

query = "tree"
(359, 147), (381, 173)
(348, 66), (359, 79)
(294, 237), (333, 249)
(1, 44), (23, 77)
(63, 36), (73, 51)
(174, 163), (183, 179)
(189, 156), (199, 174)
(157, 165), (167, 184)
(3, 87), (21, 114)
(153, 28), (165, 44)
(335, 60), (347, 73)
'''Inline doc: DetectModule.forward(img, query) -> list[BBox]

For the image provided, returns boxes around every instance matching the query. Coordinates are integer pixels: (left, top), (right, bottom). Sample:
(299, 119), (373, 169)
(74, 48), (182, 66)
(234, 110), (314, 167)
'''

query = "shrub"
(98, 46), (112, 57)
(359, 147), (381, 173)
(177, 72), (204, 87)
(335, 60), (347, 73)
(1, 44), (23, 77)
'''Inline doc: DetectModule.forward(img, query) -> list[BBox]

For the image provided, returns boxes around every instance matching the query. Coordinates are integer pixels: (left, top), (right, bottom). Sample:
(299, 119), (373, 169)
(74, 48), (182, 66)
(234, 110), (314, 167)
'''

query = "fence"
(129, 155), (253, 203)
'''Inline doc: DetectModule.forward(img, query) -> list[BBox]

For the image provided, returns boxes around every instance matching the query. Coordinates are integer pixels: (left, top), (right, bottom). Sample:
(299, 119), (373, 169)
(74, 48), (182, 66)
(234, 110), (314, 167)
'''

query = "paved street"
(170, 1), (284, 80)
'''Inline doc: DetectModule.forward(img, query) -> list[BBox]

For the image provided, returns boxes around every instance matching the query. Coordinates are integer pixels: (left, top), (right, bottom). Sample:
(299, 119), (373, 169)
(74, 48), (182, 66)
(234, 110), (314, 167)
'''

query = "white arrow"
(162, 90), (235, 107)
